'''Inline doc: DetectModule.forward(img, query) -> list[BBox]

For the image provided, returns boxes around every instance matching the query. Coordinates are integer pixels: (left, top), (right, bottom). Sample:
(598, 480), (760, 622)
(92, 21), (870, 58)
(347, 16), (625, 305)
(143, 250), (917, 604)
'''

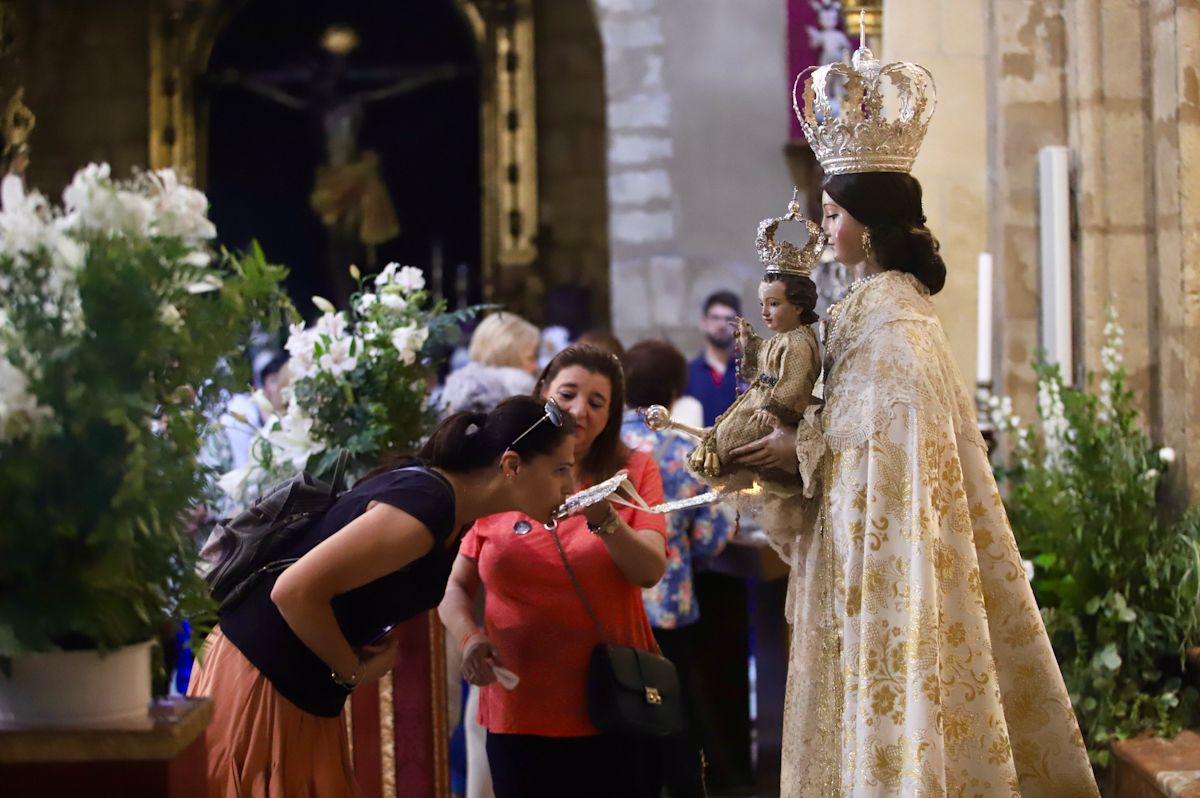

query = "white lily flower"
(374, 262), (399, 287)
(379, 292), (407, 311)
(185, 274), (223, 294)
(393, 265), (425, 293)
(390, 323), (429, 366)
(1159, 446), (1176, 464)
(317, 336), (359, 377)
(266, 404), (326, 470)
(157, 303), (184, 331)
(145, 168), (217, 242)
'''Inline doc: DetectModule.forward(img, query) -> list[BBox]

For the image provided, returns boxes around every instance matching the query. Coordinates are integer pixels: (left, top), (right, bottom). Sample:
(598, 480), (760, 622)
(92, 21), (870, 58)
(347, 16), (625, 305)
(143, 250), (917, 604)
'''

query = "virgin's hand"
(356, 638), (400, 684)
(462, 633), (504, 686)
(729, 426), (799, 472)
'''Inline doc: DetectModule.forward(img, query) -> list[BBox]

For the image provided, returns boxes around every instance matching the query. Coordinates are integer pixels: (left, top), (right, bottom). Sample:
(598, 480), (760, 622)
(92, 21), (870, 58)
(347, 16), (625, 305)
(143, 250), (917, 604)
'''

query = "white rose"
(1158, 446), (1176, 464)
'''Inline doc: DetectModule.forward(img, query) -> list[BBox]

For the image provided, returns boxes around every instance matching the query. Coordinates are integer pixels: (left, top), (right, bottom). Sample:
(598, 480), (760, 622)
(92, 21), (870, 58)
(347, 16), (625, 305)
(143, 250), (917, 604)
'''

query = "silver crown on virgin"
(792, 17), (936, 175)
(756, 196), (826, 278)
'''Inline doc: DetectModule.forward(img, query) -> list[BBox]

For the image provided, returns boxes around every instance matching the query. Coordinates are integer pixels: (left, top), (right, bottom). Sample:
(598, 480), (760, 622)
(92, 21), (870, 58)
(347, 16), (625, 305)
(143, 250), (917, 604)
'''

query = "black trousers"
(655, 624), (707, 798)
(486, 730), (663, 798)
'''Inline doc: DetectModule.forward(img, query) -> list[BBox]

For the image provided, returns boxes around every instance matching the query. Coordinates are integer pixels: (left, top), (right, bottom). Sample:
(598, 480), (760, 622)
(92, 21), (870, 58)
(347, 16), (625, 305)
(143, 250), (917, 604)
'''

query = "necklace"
(823, 271), (887, 369)
(845, 270), (886, 296)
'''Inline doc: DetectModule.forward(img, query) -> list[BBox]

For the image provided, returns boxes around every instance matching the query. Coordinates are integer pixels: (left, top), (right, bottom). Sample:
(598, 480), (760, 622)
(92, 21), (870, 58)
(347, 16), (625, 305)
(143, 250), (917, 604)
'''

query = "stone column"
(591, 0), (685, 345)
(883, 0), (989, 390)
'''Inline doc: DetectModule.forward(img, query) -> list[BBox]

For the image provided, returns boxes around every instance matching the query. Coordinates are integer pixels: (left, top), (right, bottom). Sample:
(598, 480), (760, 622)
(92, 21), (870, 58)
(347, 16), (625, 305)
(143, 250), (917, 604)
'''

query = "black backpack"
(202, 449), (351, 612)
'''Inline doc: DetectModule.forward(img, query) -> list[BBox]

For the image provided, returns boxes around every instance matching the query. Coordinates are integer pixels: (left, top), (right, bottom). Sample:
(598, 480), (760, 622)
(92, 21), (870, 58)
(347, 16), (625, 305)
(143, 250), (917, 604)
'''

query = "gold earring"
(861, 229), (873, 254)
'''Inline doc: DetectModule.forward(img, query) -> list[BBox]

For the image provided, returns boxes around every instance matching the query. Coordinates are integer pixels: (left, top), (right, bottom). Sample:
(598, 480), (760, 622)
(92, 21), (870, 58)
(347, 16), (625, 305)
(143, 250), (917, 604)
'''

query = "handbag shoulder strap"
(548, 526), (611, 644)
(547, 525), (662, 655)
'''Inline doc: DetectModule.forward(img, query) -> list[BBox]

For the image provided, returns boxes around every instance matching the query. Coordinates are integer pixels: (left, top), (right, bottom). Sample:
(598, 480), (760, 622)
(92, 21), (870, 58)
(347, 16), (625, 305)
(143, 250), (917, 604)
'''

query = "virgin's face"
(542, 365), (613, 461)
(821, 192), (868, 265)
(509, 437), (576, 522)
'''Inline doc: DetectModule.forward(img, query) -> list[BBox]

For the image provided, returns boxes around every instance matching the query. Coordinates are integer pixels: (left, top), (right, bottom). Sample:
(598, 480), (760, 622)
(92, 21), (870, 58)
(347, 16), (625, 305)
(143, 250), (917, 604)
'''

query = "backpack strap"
(330, 448), (351, 497)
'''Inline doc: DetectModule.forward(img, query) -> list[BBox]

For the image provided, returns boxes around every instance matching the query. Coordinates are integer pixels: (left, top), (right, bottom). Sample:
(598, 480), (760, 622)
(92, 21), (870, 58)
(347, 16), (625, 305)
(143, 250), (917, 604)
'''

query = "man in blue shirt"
(684, 290), (741, 426)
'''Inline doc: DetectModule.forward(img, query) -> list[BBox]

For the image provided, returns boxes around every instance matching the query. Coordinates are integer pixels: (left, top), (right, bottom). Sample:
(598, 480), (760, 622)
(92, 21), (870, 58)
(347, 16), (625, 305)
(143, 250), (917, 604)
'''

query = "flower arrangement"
(989, 306), (1200, 767)
(218, 261), (479, 508)
(0, 164), (288, 659)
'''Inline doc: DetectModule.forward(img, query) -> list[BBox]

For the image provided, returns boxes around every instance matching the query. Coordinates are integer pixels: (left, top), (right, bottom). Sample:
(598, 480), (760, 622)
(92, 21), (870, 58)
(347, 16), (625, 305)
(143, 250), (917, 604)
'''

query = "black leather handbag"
(549, 526), (684, 738)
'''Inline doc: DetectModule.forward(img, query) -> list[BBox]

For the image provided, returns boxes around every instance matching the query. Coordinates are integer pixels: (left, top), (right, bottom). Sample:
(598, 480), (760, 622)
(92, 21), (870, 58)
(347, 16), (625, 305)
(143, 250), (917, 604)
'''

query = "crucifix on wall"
(207, 24), (470, 296)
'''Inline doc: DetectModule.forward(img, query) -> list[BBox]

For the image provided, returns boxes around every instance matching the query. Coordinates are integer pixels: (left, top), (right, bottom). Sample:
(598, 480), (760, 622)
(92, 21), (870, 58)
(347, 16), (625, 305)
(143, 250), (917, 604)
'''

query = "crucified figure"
(208, 26), (470, 298)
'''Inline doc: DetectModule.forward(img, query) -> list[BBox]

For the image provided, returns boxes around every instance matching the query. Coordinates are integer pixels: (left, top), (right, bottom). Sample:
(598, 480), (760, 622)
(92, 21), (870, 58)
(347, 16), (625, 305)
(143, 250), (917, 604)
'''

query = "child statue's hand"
(751, 408), (780, 430)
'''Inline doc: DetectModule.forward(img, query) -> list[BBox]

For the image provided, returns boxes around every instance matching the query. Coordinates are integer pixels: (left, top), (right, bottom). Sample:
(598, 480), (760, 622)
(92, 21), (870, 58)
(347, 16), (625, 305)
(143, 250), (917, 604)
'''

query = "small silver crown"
(792, 36), (936, 175)
(756, 198), (826, 278)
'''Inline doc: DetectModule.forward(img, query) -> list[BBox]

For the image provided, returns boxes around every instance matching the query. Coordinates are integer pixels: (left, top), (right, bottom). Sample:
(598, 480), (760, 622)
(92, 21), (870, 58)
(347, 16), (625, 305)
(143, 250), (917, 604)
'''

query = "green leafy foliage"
(994, 311), (1200, 767)
(0, 171), (288, 661)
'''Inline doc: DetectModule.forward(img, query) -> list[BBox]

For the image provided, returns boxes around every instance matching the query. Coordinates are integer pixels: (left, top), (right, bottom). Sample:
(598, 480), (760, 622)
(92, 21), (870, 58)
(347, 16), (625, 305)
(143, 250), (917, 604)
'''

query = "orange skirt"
(187, 627), (360, 798)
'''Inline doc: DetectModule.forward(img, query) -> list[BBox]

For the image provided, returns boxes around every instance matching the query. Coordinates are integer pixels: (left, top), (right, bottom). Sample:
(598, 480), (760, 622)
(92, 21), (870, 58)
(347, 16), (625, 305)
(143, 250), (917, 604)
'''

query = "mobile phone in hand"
(368, 624), (396, 645)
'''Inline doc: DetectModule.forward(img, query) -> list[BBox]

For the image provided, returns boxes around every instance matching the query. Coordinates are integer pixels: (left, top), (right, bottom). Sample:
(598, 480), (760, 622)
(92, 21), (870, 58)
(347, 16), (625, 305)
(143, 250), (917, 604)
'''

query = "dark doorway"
(203, 0), (480, 317)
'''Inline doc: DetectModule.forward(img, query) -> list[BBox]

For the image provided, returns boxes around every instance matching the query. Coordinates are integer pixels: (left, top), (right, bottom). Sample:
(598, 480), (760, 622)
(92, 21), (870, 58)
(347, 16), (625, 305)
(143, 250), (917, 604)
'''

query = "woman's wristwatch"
(587, 506), (621, 536)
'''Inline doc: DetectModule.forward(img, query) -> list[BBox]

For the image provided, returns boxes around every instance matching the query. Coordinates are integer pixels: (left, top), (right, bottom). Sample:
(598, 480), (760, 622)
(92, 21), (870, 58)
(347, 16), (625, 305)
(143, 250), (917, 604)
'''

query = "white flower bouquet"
(219, 262), (481, 507)
(0, 163), (287, 656)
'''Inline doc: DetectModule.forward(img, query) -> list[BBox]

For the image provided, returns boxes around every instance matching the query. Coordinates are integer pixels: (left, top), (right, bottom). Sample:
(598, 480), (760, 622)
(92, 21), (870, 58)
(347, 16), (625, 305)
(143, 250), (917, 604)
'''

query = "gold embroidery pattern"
(780, 273), (1098, 797)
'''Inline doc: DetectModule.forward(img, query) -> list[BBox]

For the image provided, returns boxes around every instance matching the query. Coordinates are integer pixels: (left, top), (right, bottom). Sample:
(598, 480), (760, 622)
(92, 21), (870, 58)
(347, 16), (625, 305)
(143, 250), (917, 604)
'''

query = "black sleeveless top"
(219, 467), (459, 717)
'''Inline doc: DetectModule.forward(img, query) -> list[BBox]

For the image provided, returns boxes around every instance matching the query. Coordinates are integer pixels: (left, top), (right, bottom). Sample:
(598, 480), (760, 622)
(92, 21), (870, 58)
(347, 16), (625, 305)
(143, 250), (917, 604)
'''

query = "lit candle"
(1038, 146), (1073, 384)
(976, 252), (993, 385)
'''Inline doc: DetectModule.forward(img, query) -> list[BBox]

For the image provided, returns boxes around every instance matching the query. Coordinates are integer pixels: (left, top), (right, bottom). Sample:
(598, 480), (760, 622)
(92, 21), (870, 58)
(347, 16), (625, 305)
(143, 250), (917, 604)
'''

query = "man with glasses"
(684, 290), (743, 427)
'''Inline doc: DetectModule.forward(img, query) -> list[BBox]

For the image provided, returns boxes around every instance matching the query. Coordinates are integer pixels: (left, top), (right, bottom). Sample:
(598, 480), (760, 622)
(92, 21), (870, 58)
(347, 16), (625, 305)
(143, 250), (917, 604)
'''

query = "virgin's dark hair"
(822, 172), (946, 295)
(418, 395), (574, 471)
(762, 273), (819, 325)
(533, 343), (629, 481)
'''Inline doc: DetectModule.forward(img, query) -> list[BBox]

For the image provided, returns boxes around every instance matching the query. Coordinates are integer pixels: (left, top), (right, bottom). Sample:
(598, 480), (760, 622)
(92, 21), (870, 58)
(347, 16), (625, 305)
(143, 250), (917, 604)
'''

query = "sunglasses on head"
(506, 399), (564, 452)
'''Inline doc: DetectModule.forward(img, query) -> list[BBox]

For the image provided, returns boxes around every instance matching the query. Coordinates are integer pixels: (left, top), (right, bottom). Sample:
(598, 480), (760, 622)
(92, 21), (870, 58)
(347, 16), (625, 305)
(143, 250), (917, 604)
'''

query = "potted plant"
(989, 306), (1200, 772)
(0, 163), (287, 725)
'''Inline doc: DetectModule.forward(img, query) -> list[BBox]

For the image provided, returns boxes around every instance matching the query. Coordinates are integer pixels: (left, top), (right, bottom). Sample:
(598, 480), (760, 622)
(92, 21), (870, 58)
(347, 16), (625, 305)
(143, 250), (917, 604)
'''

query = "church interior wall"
(597, 0), (795, 356)
(884, 0), (988, 395)
(989, 0), (1200, 499)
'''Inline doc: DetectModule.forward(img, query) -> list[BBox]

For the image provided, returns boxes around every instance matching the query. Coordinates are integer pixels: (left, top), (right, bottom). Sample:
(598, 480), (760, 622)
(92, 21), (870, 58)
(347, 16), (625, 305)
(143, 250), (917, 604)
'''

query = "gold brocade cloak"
(775, 271), (1098, 797)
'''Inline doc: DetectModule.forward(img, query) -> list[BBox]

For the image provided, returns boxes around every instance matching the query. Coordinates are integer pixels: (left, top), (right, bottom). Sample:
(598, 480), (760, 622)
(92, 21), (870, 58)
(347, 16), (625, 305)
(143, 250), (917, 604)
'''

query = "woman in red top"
(439, 344), (669, 798)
